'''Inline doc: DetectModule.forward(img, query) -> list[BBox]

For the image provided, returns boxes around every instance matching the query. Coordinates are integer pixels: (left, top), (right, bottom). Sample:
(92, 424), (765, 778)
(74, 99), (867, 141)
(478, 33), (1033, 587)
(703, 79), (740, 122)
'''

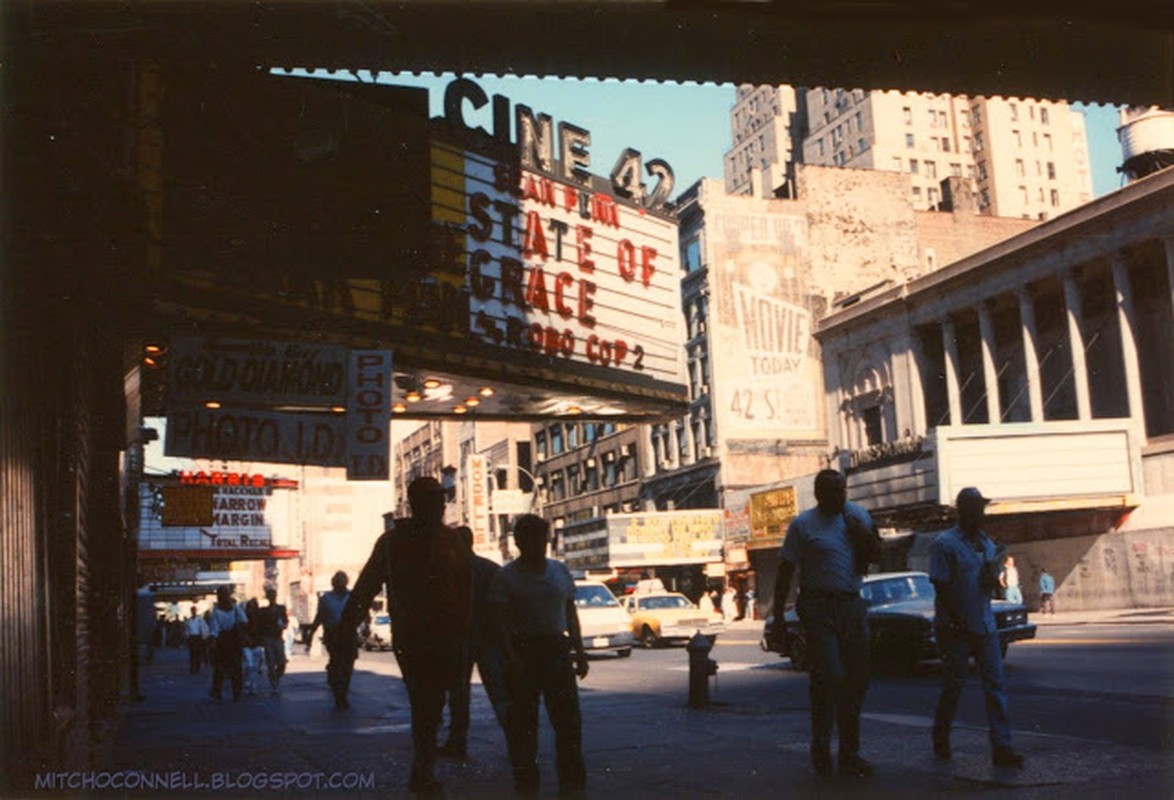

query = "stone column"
(644, 425), (658, 476)
(1063, 270), (1092, 420)
(1111, 255), (1146, 430)
(668, 422), (681, 470)
(1018, 288), (1045, 422)
(941, 317), (963, 426)
(682, 416), (697, 466)
(907, 331), (929, 436)
(977, 303), (1002, 423)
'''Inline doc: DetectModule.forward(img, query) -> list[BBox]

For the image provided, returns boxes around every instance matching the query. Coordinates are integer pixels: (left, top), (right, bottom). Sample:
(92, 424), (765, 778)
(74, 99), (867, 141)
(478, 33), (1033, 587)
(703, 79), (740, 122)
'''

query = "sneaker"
(992, 746), (1025, 768)
(838, 753), (875, 778)
(810, 745), (834, 778)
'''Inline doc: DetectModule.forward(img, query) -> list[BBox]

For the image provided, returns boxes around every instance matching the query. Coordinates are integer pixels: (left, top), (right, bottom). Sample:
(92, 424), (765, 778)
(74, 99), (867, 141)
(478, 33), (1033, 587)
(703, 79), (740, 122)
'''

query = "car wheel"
(616, 647), (632, 658)
(641, 626), (658, 649)
(789, 632), (809, 671)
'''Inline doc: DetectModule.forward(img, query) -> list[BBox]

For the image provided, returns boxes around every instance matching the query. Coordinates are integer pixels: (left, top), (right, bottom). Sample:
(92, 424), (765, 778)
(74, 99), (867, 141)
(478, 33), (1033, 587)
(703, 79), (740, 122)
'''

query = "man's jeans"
(447, 643), (509, 748)
(397, 641), (467, 773)
(505, 636), (586, 794)
(934, 627), (1013, 748)
(797, 590), (871, 758)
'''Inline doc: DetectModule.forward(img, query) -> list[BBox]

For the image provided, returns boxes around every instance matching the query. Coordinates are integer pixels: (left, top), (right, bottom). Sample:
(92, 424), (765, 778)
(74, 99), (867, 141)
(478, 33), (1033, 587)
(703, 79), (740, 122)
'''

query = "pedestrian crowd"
(146, 470), (1036, 796)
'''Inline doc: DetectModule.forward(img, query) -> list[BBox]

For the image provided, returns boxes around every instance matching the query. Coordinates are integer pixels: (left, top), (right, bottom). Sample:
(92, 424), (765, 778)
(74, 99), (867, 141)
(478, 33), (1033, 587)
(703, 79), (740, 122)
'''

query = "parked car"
(761, 571), (1037, 672)
(623, 592), (725, 648)
(361, 613), (393, 651)
(574, 580), (635, 657)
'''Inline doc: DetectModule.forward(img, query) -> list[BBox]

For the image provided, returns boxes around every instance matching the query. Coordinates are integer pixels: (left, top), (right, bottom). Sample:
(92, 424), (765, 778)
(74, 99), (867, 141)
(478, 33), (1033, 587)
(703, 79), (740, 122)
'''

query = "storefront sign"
(748, 485), (798, 550)
(467, 453), (491, 546)
(608, 510), (722, 567)
(168, 337), (348, 407)
(139, 480), (294, 554)
(346, 350), (391, 480)
(166, 406), (347, 467)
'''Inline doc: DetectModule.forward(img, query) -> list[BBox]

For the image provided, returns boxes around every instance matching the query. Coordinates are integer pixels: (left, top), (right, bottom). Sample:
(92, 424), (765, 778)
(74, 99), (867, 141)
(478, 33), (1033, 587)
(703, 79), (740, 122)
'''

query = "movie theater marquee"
(436, 78), (686, 387)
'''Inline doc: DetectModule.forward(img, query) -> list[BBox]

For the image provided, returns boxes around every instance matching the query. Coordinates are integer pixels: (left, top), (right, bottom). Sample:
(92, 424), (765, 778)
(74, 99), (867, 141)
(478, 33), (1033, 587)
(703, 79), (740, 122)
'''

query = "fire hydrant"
(686, 631), (718, 709)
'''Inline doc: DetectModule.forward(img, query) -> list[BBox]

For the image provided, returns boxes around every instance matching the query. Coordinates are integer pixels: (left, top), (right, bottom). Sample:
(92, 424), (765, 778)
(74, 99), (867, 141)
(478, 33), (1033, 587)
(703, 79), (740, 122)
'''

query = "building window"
(1009, 102), (1018, 121)
(928, 108), (938, 128)
(963, 136), (973, 153)
(951, 162), (962, 177)
(567, 424), (579, 448)
(902, 106), (912, 124)
(1033, 131), (1039, 147)
(603, 458), (617, 488)
(891, 156), (903, 172)
(862, 406), (884, 446)
(535, 431), (547, 459)
(1012, 129), (1021, 147)
(818, 138), (826, 157)
(550, 470), (565, 501)
(858, 138), (866, 153)
(1015, 158), (1025, 178)
(550, 425), (564, 455)
(928, 187), (939, 207)
(683, 237), (702, 274)
(972, 106), (982, 125)
(1047, 161), (1056, 180)
(1050, 188), (1060, 207)
(1044, 133), (1053, 151)
(584, 461), (599, 491)
(567, 465), (581, 495)
(1040, 107), (1050, 125)
(965, 164), (975, 179)
(980, 188), (990, 207)
(925, 160), (937, 179)
(855, 111), (863, 131)
(960, 109), (970, 127)
(905, 132), (915, 149)
(941, 137), (951, 152)
(974, 131), (985, 151)
(909, 158), (919, 174)
(977, 161), (988, 181)
(1020, 185), (1029, 205)
(912, 186), (922, 197)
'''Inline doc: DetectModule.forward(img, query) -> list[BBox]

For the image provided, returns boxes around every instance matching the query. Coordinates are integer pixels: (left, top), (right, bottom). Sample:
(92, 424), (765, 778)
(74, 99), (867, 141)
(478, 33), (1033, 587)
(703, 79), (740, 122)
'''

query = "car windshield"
(861, 575), (935, 607)
(640, 595), (693, 611)
(574, 585), (620, 608)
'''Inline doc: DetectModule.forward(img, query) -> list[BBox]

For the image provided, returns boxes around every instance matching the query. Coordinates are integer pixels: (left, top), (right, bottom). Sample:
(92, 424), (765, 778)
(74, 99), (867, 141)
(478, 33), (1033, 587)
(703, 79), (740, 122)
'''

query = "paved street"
(75, 612), (1174, 799)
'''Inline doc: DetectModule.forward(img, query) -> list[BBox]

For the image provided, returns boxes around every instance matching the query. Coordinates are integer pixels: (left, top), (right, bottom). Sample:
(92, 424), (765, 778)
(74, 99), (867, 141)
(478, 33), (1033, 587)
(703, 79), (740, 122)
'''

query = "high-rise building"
(728, 86), (1095, 221)
(724, 85), (807, 199)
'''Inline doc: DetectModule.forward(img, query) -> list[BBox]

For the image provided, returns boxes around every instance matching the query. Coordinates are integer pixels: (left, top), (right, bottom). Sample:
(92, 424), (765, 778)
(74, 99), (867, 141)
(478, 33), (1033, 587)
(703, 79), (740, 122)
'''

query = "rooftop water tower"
(1118, 106), (1174, 182)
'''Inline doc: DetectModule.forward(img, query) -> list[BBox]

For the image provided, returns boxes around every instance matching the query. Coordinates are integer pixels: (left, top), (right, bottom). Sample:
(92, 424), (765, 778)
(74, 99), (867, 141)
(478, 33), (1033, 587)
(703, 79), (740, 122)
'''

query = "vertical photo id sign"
(347, 350), (392, 480)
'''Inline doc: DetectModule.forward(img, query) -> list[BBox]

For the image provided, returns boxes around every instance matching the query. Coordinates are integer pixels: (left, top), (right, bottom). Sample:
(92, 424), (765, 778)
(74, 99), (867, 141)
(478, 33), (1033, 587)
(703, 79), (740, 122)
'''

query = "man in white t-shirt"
(489, 514), (588, 797)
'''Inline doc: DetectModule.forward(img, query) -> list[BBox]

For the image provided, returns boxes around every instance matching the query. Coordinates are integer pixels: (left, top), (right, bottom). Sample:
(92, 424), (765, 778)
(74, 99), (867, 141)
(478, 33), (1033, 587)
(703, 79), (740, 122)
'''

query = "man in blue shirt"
(773, 469), (879, 779)
(1038, 568), (1056, 615)
(929, 487), (1024, 768)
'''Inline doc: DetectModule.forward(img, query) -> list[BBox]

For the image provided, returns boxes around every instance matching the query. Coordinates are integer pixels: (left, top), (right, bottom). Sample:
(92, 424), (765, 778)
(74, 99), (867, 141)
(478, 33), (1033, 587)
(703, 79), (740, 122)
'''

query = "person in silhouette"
(305, 571), (355, 709)
(342, 477), (471, 795)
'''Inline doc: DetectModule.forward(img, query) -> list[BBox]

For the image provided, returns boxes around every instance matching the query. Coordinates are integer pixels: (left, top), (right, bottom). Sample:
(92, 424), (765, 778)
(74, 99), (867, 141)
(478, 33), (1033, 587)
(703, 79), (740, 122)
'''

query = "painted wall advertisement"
(706, 206), (822, 439)
(165, 337), (391, 480)
(748, 485), (798, 551)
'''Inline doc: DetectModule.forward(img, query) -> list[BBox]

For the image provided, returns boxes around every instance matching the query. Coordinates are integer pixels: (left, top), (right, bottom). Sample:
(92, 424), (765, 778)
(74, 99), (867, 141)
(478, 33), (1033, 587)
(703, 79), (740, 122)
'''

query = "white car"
(362, 614), (393, 651)
(574, 580), (635, 657)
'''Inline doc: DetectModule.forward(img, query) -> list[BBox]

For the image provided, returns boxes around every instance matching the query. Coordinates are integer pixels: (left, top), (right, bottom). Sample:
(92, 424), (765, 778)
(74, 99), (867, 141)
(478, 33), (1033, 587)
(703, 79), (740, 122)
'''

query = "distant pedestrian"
(184, 605), (209, 675)
(242, 598), (266, 696)
(490, 513), (589, 797)
(341, 477), (471, 795)
(698, 590), (716, 616)
(305, 571), (356, 710)
(722, 585), (738, 623)
(1039, 568), (1056, 615)
(1000, 556), (1023, 605)
(772, 469), (880, 779)
(440, 525), (509, 760)
(258, 586), (289, 696)
(208, 586), (248, 702)
(930, 487), (1024, 768)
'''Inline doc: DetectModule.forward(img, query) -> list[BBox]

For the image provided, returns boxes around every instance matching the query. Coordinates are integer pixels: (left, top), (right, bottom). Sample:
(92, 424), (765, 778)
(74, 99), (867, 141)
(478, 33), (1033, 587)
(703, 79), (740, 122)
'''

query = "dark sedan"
(761, 571), (1037, 672)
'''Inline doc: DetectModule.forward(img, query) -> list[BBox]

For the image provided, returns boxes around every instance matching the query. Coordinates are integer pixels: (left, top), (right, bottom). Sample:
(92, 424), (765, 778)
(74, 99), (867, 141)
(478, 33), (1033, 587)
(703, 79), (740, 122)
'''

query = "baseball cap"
(955, 487), (992, 508)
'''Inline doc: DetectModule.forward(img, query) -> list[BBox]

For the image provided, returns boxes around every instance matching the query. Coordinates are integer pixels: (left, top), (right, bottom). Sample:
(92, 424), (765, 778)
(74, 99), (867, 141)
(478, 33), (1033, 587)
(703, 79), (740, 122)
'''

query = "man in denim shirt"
(774, 469), (877, 779)
(930, 487), (1024, 768)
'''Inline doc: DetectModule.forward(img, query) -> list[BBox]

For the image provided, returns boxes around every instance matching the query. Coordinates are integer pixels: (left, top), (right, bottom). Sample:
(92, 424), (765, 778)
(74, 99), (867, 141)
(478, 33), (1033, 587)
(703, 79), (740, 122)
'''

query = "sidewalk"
(73, 620), (1171, 800)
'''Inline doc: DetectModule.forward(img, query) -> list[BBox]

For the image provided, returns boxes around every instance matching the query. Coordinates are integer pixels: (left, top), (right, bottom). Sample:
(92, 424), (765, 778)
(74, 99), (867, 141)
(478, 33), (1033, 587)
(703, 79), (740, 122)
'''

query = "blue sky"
(324, 70), (1125, 201)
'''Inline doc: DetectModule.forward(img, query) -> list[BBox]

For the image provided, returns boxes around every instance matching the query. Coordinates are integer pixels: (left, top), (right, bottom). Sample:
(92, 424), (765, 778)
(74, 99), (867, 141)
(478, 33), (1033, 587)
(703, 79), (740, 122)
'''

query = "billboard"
(748, 485), (798, 551)
(607, 510), (723, 567)
(705, 202), (823, 439)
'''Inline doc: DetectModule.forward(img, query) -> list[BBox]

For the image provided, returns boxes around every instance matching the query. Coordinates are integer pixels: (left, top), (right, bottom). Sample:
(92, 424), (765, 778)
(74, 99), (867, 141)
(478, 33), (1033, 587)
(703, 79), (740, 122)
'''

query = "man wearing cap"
(930, 487), (1024, 768)
(773, 469), (880, 779)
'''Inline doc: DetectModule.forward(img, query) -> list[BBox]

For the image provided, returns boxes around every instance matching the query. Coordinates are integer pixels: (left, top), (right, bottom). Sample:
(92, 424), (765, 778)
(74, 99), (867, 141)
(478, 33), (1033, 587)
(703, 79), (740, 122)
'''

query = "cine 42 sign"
(165, 339), (391, 480)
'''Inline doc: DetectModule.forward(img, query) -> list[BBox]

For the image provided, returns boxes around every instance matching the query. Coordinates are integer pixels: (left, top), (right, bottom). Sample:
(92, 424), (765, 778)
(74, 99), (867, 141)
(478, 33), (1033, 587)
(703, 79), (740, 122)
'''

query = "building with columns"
(816, 167), (1174, 611)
